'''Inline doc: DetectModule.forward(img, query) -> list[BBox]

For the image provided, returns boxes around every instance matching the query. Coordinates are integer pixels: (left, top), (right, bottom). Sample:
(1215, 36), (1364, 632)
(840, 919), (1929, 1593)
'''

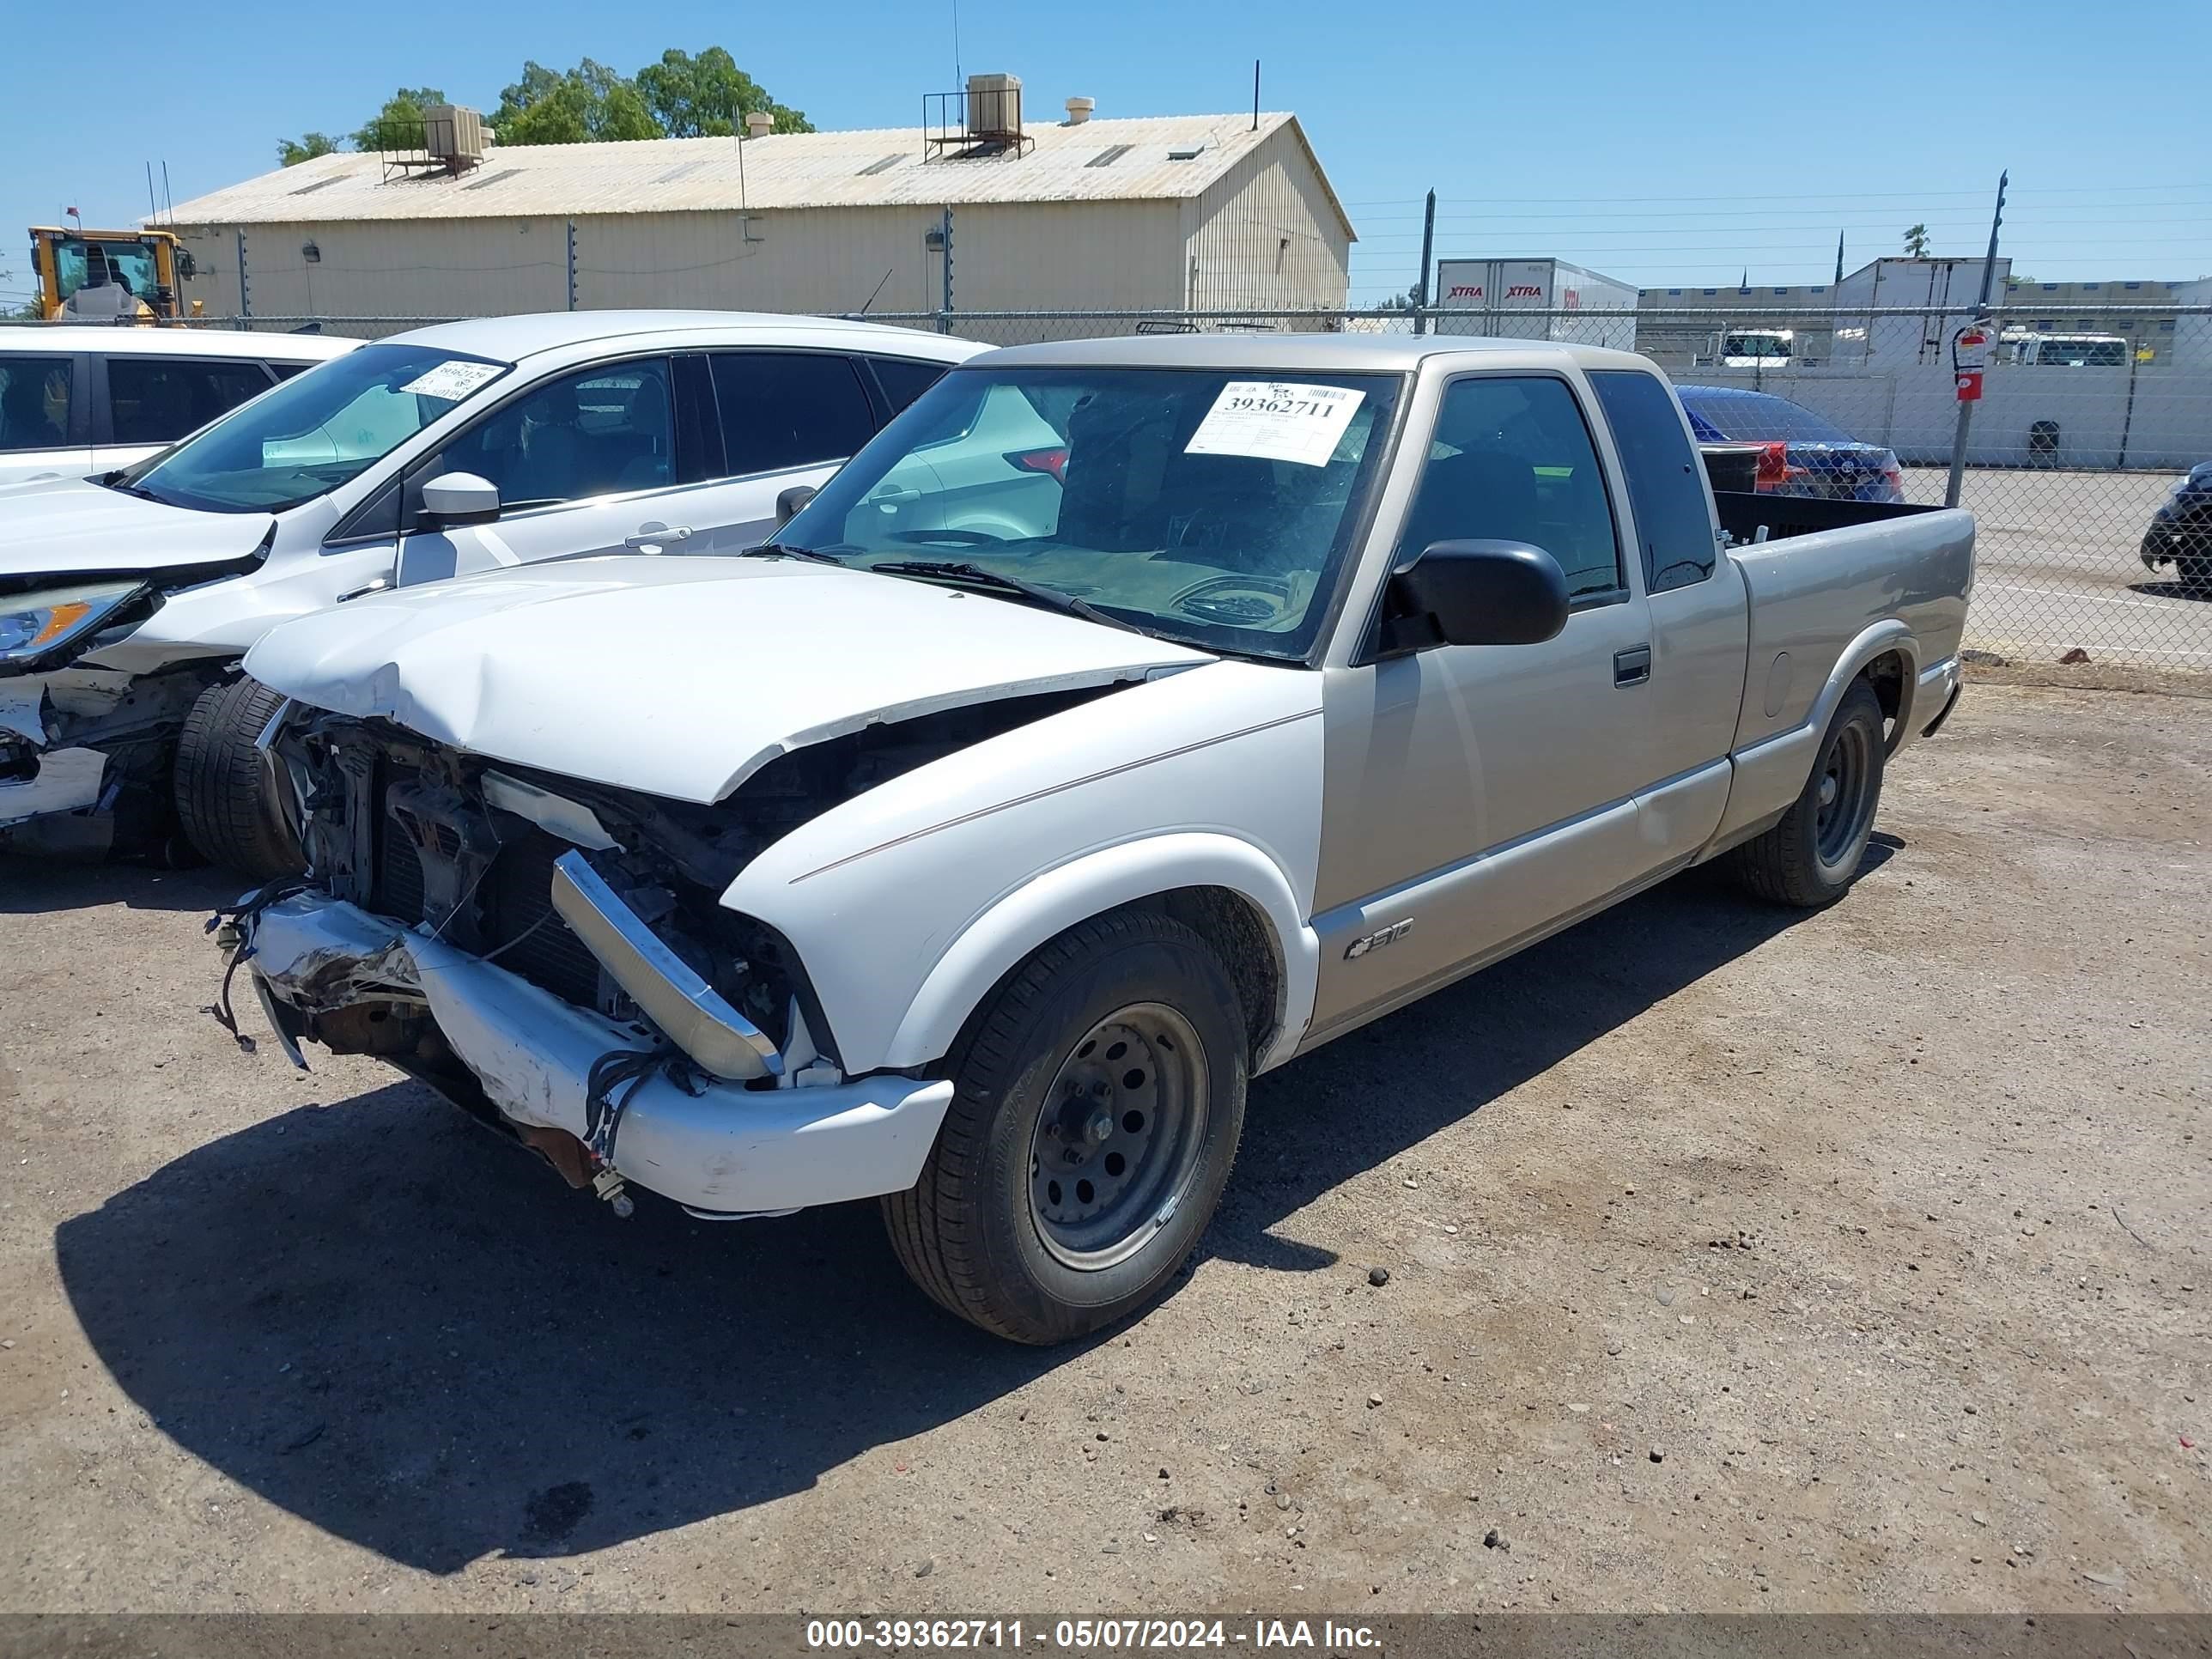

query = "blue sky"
(4, 0), (2208, 309)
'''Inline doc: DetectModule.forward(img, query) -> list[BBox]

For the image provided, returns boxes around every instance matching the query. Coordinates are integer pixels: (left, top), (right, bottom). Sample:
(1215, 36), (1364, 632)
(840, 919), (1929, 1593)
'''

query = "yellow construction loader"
(27, 225), (199, 322)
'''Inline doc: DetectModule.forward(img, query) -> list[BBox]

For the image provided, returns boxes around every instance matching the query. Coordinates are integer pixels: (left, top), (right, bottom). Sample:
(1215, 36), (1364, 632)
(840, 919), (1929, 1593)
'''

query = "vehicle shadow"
(53, 854), (1868, 1573)
(0, 854), (240, 916)
(2127, 580), (2210, 604)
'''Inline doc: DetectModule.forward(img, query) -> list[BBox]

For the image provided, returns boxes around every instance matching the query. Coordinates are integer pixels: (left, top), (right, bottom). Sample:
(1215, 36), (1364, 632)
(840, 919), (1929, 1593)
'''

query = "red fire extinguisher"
(1953, 320), (1990, 403)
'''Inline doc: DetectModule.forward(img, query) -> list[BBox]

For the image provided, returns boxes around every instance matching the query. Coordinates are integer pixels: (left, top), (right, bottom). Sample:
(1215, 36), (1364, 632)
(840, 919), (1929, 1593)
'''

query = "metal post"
(939, 207), (954, 333)
(234, 228), (249, 330)
(1945, 169), (2007, 509)
(1413, 190), (1437, 337)
(566, 219), (578, 312)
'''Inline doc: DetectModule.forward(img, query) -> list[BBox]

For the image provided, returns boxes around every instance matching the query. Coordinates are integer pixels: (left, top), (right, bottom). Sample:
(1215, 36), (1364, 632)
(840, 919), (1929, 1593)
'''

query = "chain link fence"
(6, 301), (2207, 671)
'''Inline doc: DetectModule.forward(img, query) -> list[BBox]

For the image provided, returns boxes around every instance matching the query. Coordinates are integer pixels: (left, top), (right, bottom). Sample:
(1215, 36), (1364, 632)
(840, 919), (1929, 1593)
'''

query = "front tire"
(173, 675), (304, 880)
(2176, 553), (2212, 594)
(883, 908), (1248, 1345)
(1730, 678), (1887, 908)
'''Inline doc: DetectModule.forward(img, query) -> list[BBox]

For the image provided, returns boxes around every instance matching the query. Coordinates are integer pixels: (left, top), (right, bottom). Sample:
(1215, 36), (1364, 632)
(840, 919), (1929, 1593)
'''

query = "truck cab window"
(1589, 369), (1717, 592)
(1393, 376), (1623, 602)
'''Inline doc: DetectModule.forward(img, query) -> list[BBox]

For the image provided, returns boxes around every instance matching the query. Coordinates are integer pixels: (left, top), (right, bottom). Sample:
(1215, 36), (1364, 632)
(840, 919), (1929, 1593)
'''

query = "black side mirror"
(1381, 539), (1570, 654)
(775, 484), (818, 528)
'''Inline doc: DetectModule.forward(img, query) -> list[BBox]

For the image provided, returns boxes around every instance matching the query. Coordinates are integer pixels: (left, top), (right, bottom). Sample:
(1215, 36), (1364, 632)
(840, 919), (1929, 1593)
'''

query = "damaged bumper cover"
(240, 892), (954, 1215)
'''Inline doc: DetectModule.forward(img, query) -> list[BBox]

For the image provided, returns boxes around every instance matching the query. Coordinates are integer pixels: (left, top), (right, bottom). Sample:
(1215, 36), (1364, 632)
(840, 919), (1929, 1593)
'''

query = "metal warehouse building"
(159, 83), (1353, 331)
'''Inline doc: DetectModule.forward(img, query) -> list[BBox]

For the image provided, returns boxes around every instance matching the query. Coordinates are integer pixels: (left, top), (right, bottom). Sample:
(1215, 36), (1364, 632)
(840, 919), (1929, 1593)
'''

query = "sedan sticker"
(1186, 382), (1366, 468)
(398, 360), (504, 403)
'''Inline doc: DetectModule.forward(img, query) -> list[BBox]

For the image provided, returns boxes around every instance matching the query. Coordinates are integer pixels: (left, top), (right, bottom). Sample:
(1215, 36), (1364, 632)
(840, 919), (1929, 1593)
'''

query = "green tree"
(1903, 222), (1931, 258)
(277, 131), (340, 167)
(353, 87), (448, 152)
(635, 46), (812, 137)
(495, 58), (664, 144)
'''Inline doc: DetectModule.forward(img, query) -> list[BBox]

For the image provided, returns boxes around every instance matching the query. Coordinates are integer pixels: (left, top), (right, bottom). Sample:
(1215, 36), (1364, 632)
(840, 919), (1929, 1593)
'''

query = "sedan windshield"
(777, 366), (1402, 660)
(118, 343), (511, 513)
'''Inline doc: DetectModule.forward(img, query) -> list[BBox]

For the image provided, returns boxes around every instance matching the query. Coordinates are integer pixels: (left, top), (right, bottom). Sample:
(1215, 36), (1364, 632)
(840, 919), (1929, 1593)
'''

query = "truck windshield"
(777, 366), (1402, 660)
(116, 342), (512, 514)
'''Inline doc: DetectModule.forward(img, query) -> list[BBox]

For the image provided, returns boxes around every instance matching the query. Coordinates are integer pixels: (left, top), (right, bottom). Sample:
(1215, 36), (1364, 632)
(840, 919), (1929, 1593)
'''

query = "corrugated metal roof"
(165, 112), (1345, 229)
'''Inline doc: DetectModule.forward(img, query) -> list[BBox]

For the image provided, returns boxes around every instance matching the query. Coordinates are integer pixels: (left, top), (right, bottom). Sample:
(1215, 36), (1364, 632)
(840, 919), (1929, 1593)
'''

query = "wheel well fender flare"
(1812, 622), (1920, 750)
(882, 832), (1319, 1074)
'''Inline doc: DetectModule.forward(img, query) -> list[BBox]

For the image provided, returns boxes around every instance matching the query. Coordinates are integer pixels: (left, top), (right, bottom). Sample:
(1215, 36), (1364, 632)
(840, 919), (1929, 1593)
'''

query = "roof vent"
(744, 111), (775, 139)
(1167, 142), (1207, 161)
(1064, 95), (1095, 125)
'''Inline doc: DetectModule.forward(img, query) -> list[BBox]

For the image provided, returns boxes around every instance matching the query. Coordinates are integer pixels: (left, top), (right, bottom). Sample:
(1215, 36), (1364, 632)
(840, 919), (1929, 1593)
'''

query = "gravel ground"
(1, 680), (2206, 1615)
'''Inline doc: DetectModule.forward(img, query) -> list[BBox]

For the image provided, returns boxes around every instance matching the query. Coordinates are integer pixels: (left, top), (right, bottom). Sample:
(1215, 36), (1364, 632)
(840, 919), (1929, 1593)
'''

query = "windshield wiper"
(738, 541), (843, 564)
(867, 560), (1143, 634)
(106, 481), (164, 503)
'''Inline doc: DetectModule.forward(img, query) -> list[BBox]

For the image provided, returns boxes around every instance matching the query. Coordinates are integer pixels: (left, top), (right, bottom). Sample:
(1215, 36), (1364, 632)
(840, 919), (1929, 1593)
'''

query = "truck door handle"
(625, 522), (691, 550)
(1613, 645), (1652, 687)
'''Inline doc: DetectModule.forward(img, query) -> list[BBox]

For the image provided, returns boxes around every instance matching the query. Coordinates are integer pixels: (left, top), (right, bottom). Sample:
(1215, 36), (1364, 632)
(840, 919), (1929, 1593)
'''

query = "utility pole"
(566, 219), (578, 312)
(1944, 169), (2007, 510)
(1413, 190), (1437, 337)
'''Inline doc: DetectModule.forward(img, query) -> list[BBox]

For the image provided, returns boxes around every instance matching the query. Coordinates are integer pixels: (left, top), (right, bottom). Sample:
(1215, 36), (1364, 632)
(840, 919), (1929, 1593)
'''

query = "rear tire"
(173, 675), (303, 880)
(1730, 678), (1886, 908)
(882, 908), (1247, 1346)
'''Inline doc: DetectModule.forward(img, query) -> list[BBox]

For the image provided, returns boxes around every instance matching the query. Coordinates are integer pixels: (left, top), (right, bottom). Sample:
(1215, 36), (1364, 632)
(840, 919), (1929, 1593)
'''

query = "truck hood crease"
(243, 555), (1213, 803)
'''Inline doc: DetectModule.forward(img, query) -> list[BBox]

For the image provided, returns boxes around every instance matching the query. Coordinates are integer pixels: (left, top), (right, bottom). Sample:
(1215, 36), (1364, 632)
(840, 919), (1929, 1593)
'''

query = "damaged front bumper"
(237, 892), (954, 1217)
(0, 664), (210, 855)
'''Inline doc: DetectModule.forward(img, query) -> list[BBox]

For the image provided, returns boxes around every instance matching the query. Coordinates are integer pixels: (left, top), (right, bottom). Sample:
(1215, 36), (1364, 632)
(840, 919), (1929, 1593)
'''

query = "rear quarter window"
(1589, 371), (1717, 593)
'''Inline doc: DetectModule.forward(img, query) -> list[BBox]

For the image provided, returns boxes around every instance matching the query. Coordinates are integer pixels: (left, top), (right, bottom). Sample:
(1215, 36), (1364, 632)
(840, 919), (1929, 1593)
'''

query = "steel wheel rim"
(1028, 1002), (1209, 1272)
(1814, 720), (1875, 868)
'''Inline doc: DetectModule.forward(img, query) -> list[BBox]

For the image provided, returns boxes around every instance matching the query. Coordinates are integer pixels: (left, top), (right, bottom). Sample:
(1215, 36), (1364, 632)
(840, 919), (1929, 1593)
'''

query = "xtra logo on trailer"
(1447, 284), (1484, 299)
(1504, 284), (1546, 299)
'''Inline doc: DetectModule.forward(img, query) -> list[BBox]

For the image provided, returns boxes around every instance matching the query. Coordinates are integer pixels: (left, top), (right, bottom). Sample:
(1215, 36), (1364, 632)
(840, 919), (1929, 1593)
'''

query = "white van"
(0, 327), (359, 488)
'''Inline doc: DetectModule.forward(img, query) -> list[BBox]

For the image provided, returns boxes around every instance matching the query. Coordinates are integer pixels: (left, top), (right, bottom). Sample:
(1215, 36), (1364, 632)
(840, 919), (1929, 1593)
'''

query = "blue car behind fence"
(1678, 385), (1906, 504)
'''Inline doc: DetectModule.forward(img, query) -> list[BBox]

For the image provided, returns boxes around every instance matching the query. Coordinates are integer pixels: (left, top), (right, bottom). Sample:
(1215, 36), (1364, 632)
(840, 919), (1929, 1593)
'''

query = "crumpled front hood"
(0, 474), (273, 580)
(245, 555), (1212, 803)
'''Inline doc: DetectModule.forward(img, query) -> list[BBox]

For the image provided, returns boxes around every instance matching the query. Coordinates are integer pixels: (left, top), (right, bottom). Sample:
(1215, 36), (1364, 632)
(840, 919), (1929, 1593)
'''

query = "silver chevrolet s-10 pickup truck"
(223, 333), (1973, 1343)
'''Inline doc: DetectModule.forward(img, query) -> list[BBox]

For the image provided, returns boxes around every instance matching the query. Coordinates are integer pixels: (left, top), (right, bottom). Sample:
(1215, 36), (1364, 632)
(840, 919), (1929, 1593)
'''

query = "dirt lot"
(1, 681), (2206, 1616)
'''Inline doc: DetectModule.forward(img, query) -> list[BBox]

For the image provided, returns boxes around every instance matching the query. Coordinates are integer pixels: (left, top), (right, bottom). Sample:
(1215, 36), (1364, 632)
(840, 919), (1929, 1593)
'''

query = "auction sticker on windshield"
(398, 361), (504, 403)
(1185, 381), (1365, 467)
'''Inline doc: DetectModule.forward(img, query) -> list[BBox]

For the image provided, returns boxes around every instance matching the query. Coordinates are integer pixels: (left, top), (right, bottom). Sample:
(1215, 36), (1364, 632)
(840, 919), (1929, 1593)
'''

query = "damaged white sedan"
(1, 311), (975, 866)
(228, 334), (1973, 1343)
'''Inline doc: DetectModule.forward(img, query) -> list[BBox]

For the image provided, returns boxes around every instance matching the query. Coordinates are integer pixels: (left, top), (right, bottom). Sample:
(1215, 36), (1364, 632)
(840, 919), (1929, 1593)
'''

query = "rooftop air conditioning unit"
(423, 105), (488, 170)
(966, 73), (1023, 140)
